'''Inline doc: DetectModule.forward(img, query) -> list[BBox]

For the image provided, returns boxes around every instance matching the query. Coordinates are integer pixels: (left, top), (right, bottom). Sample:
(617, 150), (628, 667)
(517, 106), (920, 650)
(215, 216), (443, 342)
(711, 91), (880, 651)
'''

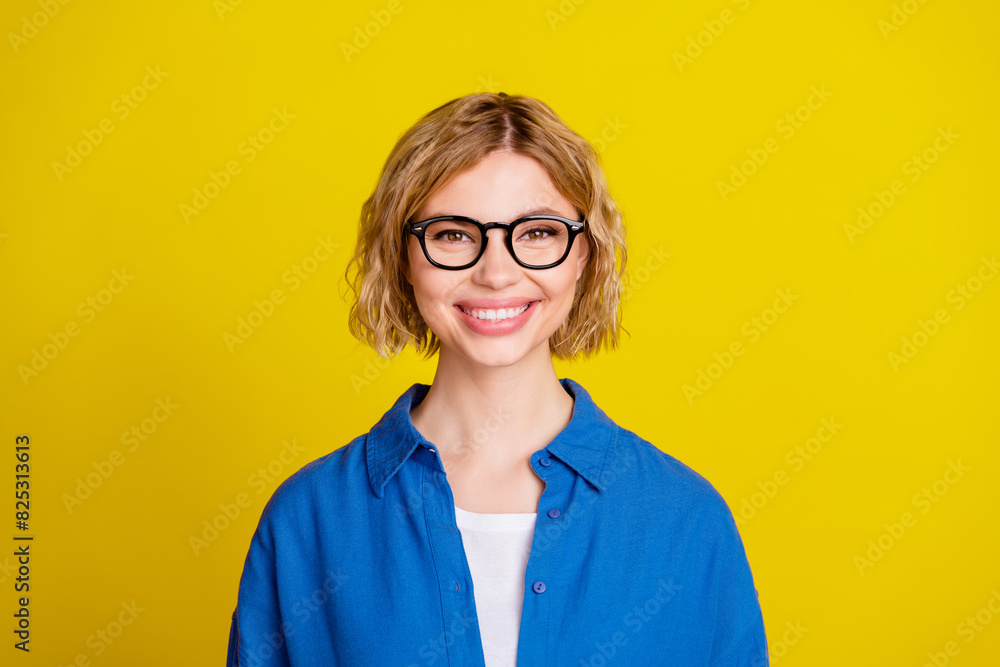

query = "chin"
(460, 341), (533, 368)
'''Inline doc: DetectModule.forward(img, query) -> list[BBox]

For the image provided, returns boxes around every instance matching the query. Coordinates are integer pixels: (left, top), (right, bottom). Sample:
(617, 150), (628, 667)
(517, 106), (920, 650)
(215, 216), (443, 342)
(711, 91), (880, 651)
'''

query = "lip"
(454, 298), (538, 310)
(454, 301), (539, 336)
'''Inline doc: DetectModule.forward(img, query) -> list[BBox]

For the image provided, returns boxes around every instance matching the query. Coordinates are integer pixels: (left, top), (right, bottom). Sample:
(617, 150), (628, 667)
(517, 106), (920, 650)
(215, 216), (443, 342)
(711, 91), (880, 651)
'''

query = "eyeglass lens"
(422, 219), (570, 268)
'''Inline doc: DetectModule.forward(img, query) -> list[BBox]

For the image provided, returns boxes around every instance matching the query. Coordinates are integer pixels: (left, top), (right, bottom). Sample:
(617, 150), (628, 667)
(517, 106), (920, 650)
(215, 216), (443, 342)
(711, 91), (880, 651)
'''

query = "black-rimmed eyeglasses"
(406, 215), (586, 270)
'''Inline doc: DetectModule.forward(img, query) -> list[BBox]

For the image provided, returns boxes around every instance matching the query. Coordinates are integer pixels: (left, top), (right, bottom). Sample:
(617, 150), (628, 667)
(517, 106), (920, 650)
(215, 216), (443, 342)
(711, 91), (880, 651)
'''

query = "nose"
(473, 228), (520, 282)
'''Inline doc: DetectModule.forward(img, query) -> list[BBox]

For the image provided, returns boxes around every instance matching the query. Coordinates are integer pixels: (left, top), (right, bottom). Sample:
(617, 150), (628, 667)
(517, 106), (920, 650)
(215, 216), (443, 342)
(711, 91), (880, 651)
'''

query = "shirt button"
(539, 457), (552, 467)
(532, 581), (546, 594)
(547, 509), (561, 518)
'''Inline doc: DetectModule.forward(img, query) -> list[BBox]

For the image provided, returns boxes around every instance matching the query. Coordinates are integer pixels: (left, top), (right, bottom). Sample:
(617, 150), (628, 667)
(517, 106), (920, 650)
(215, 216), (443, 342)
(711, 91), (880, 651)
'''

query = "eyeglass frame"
(406, 214), (587, 271)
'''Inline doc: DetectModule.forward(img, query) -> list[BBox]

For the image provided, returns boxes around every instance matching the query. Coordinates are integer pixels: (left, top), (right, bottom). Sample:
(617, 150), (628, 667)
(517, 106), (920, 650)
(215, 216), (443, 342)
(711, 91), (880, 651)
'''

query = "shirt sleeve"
(708, 510), (769, 667)
(227, 517), (293, 667)
(226, 609), (240, 666)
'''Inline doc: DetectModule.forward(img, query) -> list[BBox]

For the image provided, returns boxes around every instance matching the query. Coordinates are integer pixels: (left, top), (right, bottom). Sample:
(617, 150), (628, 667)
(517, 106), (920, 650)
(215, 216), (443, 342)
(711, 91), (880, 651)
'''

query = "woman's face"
(403, 149), (590, 368)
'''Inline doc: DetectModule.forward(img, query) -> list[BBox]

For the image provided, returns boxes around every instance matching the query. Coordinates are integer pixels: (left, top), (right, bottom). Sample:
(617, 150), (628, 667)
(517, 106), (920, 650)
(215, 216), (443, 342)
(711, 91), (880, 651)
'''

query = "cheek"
(541, 271), (581, 309)
(564, 264), (586, 292)
(409, 269), (457, 321)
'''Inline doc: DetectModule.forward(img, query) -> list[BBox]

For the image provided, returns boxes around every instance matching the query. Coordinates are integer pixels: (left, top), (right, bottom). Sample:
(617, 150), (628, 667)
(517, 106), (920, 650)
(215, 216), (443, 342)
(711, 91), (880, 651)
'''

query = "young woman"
(227, 92), (768, 666)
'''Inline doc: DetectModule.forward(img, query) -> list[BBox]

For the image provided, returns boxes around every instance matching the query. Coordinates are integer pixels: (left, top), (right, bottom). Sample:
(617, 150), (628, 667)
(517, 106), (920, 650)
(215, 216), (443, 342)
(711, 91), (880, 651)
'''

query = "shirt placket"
(415, 444), (571, 667)
(417, 445), (488, 666)
(515, 449), (568, 667)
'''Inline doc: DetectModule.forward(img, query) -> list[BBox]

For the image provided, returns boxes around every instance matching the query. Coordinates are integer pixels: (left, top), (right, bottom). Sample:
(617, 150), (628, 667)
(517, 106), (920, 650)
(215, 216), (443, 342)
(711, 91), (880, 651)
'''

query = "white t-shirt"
(454, 504), (537, 667)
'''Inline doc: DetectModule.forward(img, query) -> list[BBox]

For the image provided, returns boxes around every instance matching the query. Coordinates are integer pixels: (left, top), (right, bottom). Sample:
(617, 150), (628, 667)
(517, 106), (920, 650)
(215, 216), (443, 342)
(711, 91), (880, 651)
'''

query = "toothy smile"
(458, 304), (531, 321)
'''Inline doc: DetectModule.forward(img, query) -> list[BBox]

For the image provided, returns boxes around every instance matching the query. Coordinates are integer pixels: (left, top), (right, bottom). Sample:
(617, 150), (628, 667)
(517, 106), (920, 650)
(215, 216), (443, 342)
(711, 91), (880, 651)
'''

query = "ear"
(574, 234), (590, 281)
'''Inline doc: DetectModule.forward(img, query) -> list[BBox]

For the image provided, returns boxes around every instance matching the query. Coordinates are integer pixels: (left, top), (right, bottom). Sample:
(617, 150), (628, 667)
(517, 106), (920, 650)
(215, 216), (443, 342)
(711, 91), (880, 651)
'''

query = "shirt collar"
(366, 377), (618, 498)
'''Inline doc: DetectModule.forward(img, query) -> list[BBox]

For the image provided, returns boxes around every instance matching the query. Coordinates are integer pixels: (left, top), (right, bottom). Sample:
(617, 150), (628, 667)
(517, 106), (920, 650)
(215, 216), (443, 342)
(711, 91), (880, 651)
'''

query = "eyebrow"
(419, 207), (573, 220)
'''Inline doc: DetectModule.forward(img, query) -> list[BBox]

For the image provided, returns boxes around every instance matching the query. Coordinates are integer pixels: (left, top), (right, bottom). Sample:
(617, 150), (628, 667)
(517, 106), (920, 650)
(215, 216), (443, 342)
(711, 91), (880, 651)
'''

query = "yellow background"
(1, 0), (998, 664)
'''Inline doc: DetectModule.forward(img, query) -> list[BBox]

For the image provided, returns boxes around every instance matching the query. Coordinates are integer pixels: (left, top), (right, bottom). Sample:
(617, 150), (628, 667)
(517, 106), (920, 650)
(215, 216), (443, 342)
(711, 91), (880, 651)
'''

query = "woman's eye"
(522, 227), (553, 240)
(435, 230), (470, 242)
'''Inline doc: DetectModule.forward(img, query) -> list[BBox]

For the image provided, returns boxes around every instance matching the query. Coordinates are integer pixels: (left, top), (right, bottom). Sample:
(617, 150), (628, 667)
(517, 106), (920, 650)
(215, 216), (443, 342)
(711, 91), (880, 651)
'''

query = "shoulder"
(255, 434), (367, 527)
(607, 424), (738, 530)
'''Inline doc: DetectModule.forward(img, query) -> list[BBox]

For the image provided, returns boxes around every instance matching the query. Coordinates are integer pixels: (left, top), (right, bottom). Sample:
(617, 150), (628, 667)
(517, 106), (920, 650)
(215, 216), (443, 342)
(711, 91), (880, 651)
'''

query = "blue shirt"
(227, 378), (769, 666)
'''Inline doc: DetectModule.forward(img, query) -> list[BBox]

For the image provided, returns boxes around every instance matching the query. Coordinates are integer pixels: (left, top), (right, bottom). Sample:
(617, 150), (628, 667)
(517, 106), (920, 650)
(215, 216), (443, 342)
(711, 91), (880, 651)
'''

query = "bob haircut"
(344, 92), (628, 360)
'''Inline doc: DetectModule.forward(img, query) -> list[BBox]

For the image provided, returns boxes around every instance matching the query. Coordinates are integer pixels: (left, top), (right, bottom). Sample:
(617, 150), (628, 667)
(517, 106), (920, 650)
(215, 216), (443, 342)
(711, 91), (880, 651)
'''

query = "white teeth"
(460, 304), (530, 321)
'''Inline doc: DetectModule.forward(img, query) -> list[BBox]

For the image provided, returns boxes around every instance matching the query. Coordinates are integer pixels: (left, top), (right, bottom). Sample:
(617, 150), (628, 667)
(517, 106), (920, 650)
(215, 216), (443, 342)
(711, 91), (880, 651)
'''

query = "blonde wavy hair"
(343, 92), (628, 360)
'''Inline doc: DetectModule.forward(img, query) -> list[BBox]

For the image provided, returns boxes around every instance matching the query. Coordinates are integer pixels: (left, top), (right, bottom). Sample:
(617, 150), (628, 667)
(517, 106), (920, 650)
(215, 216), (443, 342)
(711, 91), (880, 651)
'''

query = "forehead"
(416, 151), (575, 220)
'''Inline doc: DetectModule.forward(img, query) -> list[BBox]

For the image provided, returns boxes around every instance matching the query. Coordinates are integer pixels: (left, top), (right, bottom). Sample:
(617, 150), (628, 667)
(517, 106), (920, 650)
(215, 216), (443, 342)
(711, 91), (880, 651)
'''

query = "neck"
(409, 346), (575, 468)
